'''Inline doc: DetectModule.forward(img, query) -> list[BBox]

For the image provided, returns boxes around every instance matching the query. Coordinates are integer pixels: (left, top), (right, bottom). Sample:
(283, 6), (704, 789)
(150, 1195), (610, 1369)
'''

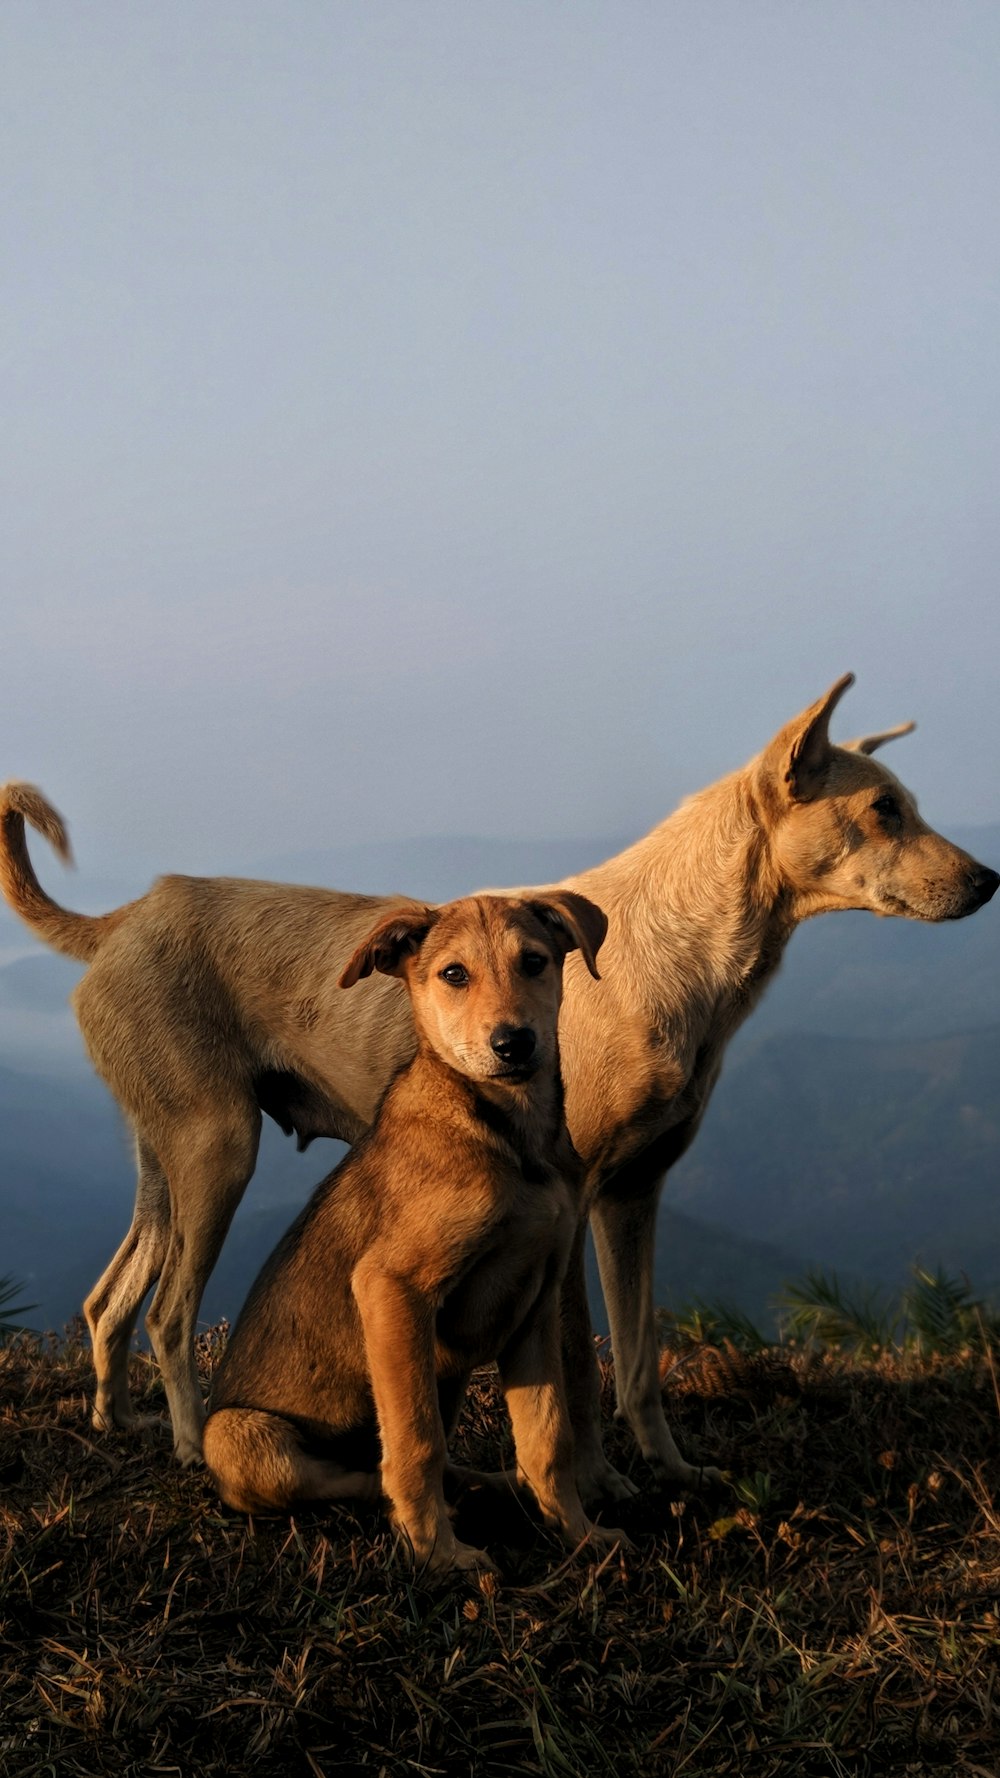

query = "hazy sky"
(4, 3), (999, 879)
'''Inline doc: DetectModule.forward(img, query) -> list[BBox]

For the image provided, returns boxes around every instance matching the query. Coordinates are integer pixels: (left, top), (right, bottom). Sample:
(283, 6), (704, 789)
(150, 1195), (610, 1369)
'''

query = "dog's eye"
(872, 793), (900, 821)
(440, 964), (469, 987)
(522, 952), (548, 977)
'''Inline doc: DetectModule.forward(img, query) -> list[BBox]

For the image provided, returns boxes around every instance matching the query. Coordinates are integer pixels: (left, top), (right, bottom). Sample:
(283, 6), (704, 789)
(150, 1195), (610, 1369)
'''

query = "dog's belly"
(254, 1065), (367, 1147)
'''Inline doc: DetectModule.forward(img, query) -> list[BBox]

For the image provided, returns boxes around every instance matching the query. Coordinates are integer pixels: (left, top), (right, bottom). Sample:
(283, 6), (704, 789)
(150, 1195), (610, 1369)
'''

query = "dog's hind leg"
(145, 1102), (262, 1467)
(559, 1217), (639, 1507)
(204, 1409), (380, 1513)
(85, 1134), (170, 1434)
(590, 1186), (723, 1489)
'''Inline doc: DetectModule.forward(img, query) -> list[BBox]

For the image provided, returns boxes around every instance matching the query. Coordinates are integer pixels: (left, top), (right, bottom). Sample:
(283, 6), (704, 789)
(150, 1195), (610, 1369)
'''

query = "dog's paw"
(420, 1540), (499, 1576)
(173, 1434), (206, 1469)
(576, 1457), (640, 1508)
(133, 1412), (171, 1434)
(649, 1457), (728, 1492)
(448, 1542), (499, 1575)
(91, 1403), (138, 1435)
(584, 1523), (634, 1555)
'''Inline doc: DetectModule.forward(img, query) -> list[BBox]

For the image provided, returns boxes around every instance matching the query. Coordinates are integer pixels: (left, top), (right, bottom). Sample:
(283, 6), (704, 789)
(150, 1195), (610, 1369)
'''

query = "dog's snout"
(490, 1025), (537, 1065)
(968, 864), (1000, 908)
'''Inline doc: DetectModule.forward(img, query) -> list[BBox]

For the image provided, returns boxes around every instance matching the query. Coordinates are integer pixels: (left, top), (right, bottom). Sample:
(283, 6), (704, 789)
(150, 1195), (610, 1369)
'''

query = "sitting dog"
(202, 889), (623, 1573)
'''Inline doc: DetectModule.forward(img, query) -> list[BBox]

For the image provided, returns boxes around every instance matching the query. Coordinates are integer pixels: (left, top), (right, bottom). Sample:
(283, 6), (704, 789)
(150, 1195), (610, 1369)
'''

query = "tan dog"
(203, 890), (621, 1574)
(1, 675), (996, 1494)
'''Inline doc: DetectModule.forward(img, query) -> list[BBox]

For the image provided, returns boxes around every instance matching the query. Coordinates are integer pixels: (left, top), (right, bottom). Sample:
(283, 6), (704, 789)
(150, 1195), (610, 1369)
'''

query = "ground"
(1, 1327), (999, 1777)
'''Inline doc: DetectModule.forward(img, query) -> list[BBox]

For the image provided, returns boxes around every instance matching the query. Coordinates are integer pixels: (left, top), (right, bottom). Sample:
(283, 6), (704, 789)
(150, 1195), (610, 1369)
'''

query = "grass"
(1, 1320), (999, 1776)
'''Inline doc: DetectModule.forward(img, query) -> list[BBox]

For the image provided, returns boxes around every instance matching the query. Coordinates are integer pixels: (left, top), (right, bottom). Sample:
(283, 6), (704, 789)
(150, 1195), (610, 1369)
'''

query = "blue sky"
(4, 3), (999, 877)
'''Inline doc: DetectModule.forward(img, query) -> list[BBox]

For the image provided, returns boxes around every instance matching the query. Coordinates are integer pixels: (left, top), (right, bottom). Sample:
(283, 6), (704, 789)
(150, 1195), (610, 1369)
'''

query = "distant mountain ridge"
(669, 1023), (1000, 1299)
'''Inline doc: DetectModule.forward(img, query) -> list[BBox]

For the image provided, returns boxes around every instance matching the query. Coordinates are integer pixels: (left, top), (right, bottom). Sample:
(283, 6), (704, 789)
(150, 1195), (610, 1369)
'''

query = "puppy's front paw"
(416, 1536), (499, 1576)
(446, 1542), (499, 1575)
(584, 1522), (634, 1555)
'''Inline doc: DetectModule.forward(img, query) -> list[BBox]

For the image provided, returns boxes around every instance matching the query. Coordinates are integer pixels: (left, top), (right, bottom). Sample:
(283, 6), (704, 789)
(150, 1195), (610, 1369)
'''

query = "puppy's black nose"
(490, 1025), (536, 1065)
(969, 865), (1000, 907)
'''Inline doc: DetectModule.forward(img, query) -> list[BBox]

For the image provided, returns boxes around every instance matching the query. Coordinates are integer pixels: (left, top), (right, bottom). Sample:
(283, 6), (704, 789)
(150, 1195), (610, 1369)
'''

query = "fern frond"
(0, 1274), (37, 1345)
(775, 1269), (894, 1352)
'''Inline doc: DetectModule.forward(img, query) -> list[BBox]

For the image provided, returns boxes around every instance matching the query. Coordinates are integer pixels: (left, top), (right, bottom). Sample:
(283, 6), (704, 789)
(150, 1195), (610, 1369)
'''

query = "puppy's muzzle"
(489, 1025), (537, 1076)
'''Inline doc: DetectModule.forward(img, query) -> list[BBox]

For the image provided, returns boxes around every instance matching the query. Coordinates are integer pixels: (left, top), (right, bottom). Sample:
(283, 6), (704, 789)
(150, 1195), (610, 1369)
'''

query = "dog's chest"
(576, 1029), (729, 1187)
(433, 1167), (573, 1369)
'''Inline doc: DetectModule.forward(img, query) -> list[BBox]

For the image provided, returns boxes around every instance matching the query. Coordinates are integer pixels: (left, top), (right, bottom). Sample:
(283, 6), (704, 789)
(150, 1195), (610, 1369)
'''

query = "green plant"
(0, 1273), (36, 1345)
(656, 1298), (768, 1352)
(775, 1269), (894, 1352)
(900, 1266), (1000, 1355)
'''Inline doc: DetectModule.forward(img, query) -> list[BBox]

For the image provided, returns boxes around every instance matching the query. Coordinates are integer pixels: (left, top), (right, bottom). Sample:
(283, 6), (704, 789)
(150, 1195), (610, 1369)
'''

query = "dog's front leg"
(559, 1216), (639, 1506)
(590, 1187), (723, 1489)
(499, 1294), (629, 1555)
(352, 1259), (497, 1575)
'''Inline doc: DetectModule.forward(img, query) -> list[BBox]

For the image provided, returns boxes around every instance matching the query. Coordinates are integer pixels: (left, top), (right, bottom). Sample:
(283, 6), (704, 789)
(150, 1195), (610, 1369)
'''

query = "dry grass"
(2, 1325), (999, 1776)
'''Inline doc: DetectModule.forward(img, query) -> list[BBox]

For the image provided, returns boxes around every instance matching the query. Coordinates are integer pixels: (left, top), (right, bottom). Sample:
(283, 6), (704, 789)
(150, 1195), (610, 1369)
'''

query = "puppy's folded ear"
(339, 905), (438, 988)
(523, 891), (607, 980)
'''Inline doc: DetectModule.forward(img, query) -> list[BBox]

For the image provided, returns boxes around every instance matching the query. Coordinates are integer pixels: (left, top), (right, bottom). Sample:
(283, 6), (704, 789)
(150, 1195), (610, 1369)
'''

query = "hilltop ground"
(1, 1328), (999, 1777)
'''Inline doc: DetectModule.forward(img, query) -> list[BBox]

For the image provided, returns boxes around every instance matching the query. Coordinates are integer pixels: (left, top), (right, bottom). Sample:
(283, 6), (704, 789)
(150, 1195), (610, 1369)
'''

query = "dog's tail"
(0, 782), (123, 962)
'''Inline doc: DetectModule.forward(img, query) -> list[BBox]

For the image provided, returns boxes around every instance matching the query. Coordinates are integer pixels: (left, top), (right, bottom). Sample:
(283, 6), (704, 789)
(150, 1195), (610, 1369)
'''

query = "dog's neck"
(410, 1041), (569, 1173)
(580, 768), (797, 1051)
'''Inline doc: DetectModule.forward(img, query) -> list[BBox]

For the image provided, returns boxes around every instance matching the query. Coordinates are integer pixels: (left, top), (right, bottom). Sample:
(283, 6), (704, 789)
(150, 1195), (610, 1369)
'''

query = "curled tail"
(0, 782), (122, 963)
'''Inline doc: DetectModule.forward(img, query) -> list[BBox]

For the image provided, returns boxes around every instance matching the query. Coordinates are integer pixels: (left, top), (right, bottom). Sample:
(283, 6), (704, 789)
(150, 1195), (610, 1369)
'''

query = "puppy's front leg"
(499, 1294), (630, 1556)
(351, 1258), (496, 1575)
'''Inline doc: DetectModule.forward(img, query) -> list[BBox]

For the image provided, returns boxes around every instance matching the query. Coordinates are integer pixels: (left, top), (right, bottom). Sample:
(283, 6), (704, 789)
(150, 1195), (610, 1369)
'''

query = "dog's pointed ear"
(842, 719), (916, 756)
(339, 905), (438, 988)
(765, 673), (855, 803)
(524, 891), (607, 980)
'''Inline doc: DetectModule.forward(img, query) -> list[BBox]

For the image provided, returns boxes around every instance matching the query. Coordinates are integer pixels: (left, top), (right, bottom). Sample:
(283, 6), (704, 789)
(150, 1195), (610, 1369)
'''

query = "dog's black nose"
(490, 1025), (537, 1065)
(969, 864), (1000, 907)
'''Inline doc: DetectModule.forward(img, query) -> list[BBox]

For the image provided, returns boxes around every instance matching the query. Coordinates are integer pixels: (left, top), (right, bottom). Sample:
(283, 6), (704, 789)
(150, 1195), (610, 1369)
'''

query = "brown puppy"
(203, 890), (620, 1574)
(1, 675), (996, 1492)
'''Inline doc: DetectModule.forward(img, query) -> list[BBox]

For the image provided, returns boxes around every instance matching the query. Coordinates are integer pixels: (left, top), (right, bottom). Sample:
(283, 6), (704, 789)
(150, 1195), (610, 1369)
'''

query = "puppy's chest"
(434, 1163), (575, 1369)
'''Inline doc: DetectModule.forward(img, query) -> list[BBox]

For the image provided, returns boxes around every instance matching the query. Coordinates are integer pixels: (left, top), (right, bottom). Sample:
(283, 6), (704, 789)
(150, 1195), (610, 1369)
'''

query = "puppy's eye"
(522, 952), (548, 977)
(440, 963), (469, 987)
(872, 793), (900, 820)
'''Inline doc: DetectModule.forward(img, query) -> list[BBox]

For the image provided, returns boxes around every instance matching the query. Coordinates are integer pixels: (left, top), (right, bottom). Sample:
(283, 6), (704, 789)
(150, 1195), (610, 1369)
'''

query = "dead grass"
(1, 1326), (999, 1776)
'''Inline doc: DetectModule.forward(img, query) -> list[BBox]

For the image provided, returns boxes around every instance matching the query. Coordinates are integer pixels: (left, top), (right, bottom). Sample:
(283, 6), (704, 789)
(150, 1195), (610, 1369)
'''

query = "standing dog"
(203, 890), (621, 1574)
(1, 675), (996, 1493)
